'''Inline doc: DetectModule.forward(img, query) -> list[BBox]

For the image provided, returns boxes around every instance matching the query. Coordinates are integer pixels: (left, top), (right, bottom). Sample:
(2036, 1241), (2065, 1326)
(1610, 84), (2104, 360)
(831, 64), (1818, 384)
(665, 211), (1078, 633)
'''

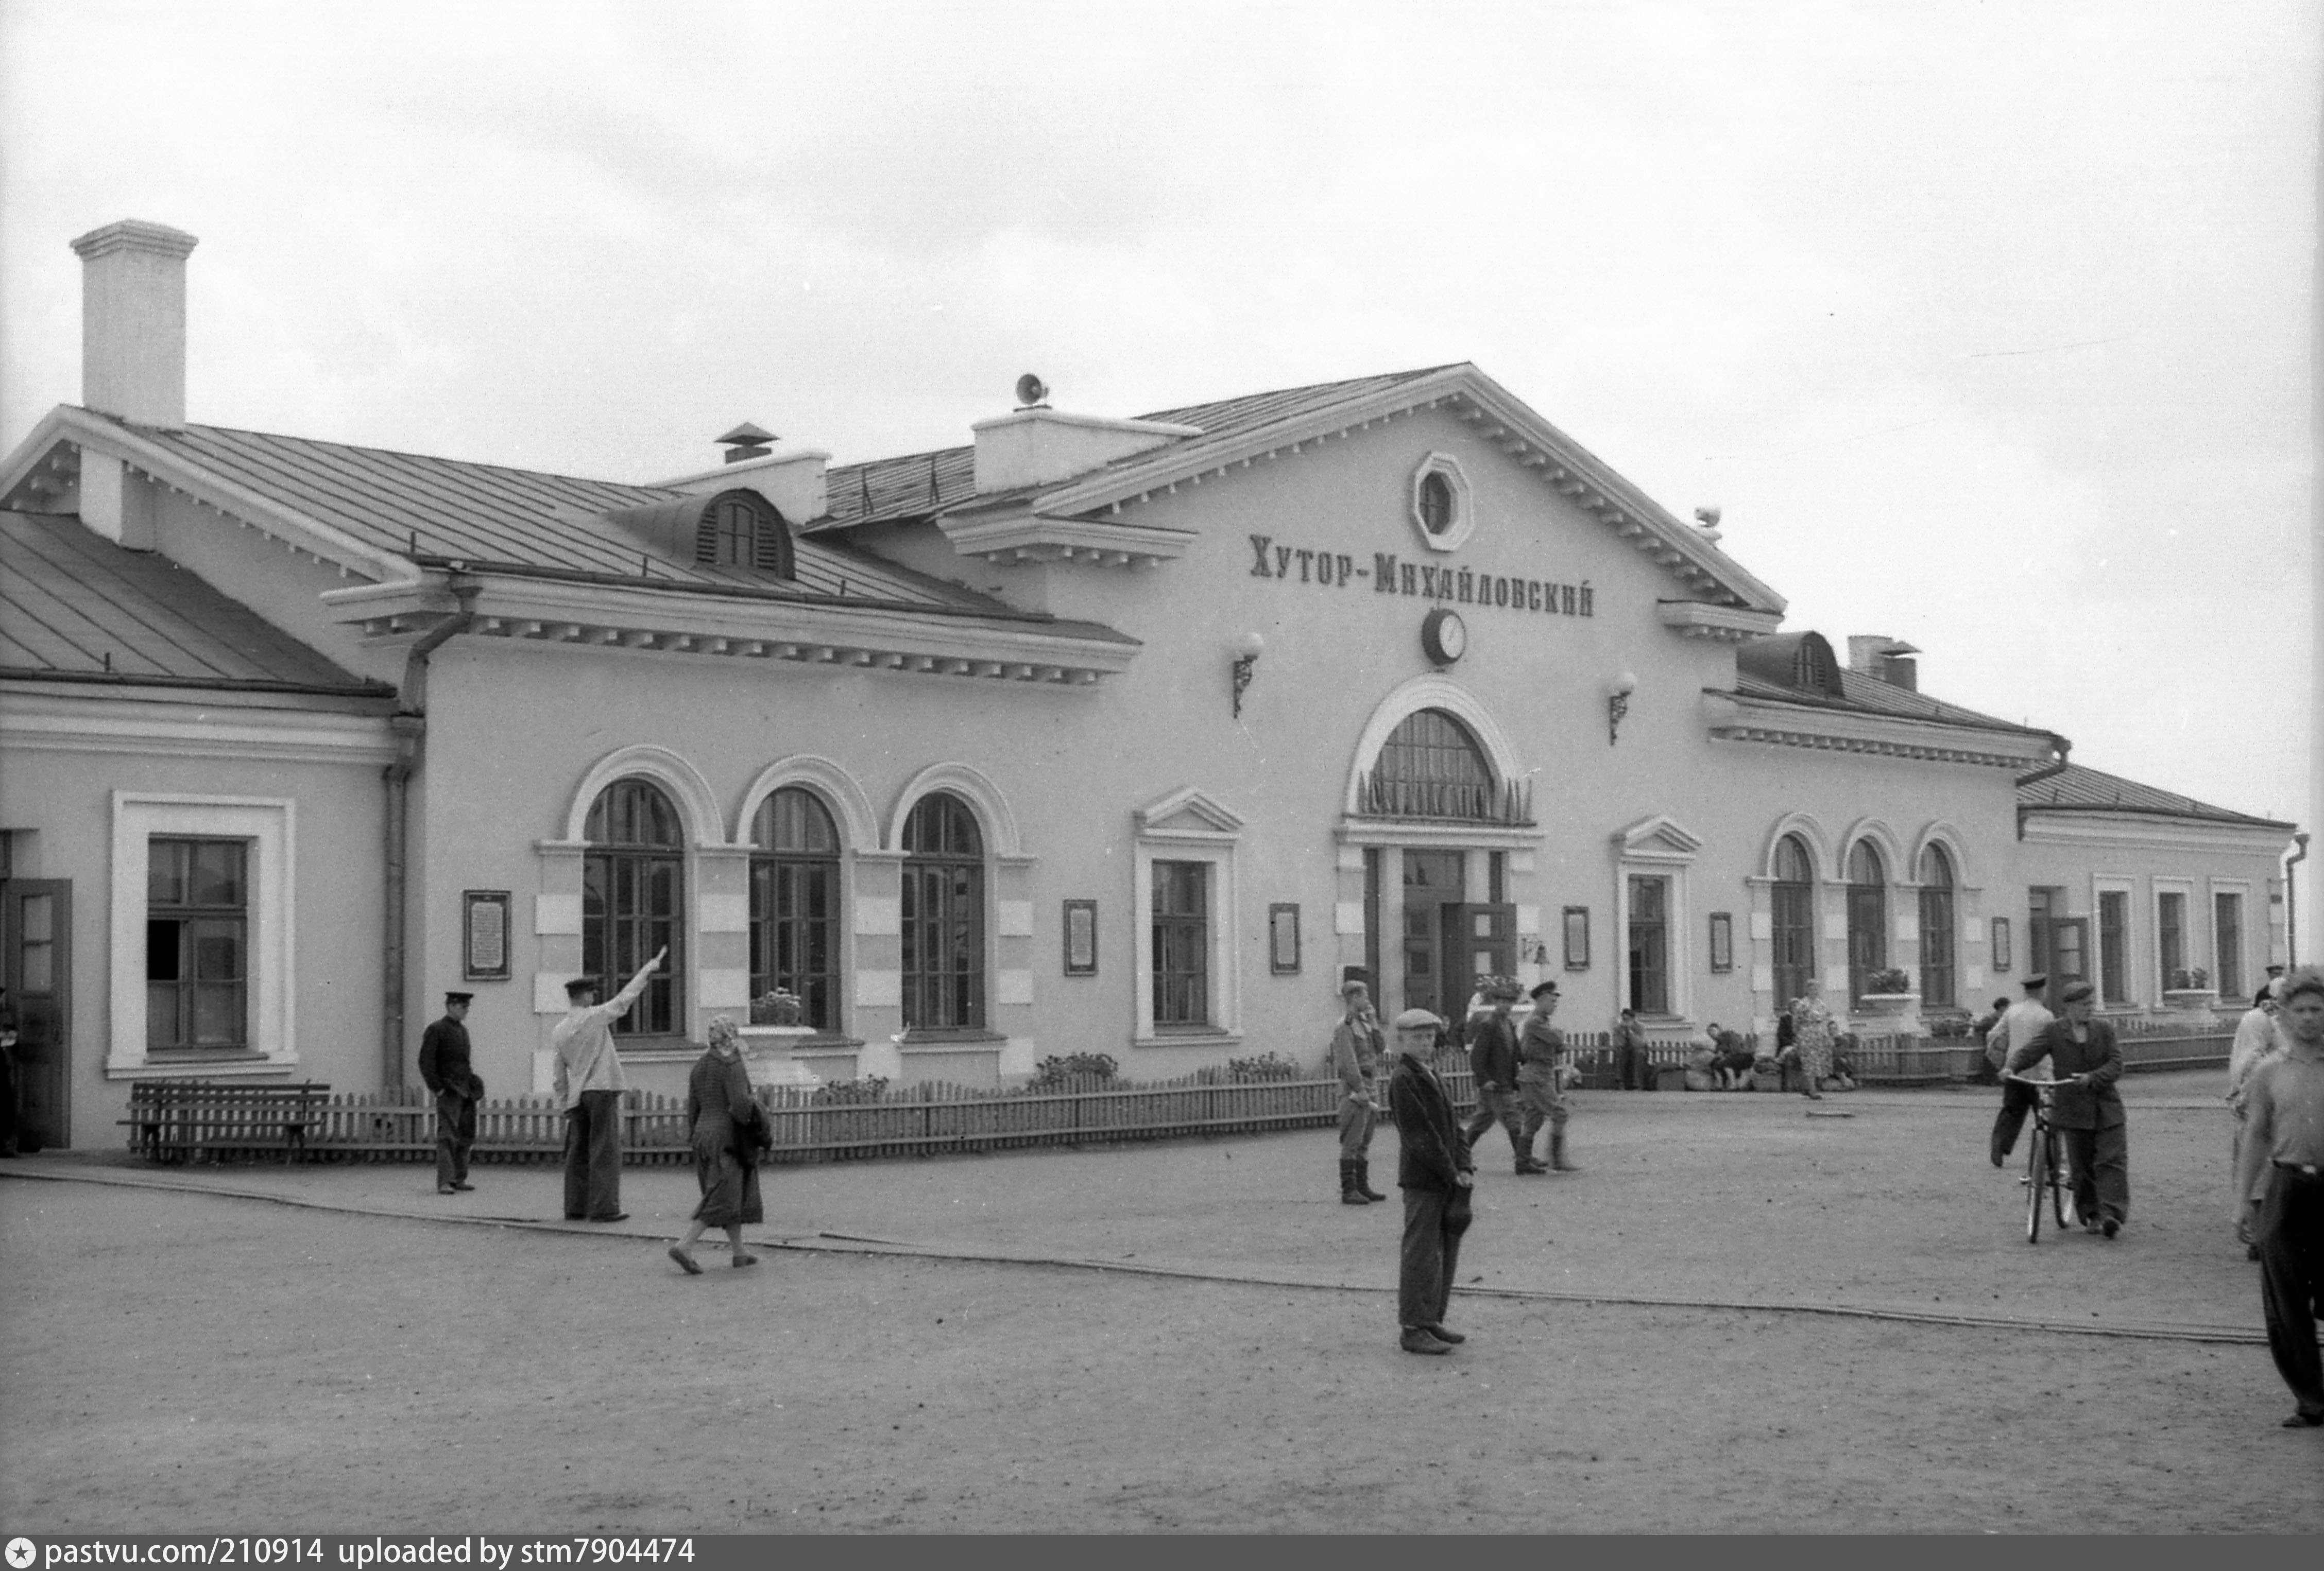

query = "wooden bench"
(121, 1080), (332, 1164)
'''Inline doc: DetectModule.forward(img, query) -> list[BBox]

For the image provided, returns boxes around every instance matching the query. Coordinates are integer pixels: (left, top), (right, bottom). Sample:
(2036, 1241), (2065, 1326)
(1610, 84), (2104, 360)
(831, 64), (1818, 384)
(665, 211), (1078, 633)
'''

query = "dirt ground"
(3, 1072), (2319, 1533)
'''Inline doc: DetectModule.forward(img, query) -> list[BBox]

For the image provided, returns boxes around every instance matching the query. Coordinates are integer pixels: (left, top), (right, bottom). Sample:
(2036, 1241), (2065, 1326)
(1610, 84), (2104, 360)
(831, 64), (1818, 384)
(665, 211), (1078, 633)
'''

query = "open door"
(4, 880), (71, 1151)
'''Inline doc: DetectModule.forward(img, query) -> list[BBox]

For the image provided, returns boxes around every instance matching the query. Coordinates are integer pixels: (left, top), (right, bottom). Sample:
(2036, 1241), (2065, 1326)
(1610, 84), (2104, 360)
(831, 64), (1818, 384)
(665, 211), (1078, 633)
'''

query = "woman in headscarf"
(1789, 995), (1835, 1101)
(669, 1016), (771, 1273)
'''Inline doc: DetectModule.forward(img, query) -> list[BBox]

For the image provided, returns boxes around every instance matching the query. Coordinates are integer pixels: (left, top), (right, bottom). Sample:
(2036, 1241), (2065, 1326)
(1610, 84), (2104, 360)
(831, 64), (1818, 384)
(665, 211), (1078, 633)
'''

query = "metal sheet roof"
(2017, 762), (2293, 830)
(1732, 669), (2046, 736)
(0, 509), (387, 693)
(118, 417), (1009, 611)
(811, 365), (1463, 532)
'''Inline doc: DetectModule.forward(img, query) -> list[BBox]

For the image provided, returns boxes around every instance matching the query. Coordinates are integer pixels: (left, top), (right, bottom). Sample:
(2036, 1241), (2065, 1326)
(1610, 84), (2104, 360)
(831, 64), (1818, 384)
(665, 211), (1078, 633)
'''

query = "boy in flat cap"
(418, 991), (482, 1194)
(2008, 979), (2128, 1237)
(1387, 1008), (1474, 1354)
(1329, 979), (1389, 1204)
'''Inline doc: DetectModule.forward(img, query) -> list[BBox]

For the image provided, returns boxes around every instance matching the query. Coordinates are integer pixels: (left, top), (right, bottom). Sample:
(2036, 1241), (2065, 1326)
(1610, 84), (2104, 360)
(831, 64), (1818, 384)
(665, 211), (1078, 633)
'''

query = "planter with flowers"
(738, 990), (825, 1090)
(2161, 968), (2216, 1023)
(1853, 968), (1922, 1036)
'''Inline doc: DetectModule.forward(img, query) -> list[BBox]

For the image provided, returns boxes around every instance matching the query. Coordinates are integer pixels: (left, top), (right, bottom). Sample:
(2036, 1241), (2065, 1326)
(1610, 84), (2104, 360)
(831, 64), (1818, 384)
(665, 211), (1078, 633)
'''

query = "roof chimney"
(70, 220), (198, 429)
(1847, 634), (1921, 690)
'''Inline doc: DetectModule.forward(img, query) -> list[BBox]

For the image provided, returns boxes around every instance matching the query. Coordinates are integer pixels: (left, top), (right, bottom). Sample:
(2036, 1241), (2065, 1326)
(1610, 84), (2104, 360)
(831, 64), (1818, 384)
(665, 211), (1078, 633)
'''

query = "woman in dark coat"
(669, 1016), (770, 1273)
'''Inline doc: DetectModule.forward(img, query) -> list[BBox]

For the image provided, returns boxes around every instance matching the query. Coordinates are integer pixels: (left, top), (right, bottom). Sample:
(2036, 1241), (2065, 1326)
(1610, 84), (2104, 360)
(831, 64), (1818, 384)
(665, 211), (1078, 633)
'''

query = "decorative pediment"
(1613, 814), (1704, 862)
(1135, 787), (1245, 842)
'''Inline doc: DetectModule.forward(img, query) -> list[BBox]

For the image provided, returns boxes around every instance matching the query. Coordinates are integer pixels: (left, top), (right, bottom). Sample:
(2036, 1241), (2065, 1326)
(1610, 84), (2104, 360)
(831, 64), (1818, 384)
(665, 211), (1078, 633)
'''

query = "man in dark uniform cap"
(418, 992), (482, 1194)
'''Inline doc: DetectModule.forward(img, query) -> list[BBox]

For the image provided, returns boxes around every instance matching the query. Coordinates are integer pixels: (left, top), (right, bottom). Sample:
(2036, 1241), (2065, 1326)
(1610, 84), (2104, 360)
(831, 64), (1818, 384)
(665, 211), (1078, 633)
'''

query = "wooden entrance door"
(1440, 903), (1518, 1008)
(4, 880), (71, 1151)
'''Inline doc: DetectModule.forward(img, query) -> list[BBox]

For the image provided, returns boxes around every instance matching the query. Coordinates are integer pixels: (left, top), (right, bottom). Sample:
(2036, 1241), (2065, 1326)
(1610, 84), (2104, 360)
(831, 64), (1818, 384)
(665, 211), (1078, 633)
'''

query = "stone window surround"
(107, 791), (295, 1079)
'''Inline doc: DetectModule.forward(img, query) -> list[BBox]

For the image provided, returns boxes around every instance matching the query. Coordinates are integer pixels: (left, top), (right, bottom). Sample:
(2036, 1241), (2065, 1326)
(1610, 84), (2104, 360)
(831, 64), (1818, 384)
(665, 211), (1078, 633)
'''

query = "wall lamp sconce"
(1231, 631), (1266, 718)
(1606, 670), (1637, 745)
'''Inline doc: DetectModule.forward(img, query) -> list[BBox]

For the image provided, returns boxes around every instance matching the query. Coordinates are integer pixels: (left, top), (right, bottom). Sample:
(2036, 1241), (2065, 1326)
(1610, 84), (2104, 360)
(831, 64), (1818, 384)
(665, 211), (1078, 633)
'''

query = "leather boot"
(1513, 1130), (1548, 1174)
(1340, 1160), (1371, 1204)
(1550, 1129), (1579, 1172)
(1356, 1159), (1388, 1202)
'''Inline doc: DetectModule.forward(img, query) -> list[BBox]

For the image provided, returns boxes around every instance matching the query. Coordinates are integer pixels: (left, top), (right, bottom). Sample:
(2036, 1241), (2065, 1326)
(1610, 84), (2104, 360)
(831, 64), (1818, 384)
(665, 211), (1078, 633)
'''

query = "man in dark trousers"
(1612, 1007), (1649, 1091)
(1387, 1008), (1474, 1355)
(418, 991), (481, 1194)
(2007, 979), (2127, 1236)
(1988, 973), (2055, 1166)
(1462, 978), (1540, 1173)
(2233, 965), (2324, 1428)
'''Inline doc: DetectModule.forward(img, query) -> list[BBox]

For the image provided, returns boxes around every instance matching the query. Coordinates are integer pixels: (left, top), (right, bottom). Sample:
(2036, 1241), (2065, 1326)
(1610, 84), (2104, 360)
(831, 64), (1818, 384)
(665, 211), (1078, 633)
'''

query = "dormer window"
(691, 490), (794, 577)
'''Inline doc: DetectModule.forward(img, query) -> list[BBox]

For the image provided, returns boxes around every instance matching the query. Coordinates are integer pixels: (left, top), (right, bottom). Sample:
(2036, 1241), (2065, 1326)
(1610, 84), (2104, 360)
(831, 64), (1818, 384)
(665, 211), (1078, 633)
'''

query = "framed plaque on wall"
(462, 889), (511, 981)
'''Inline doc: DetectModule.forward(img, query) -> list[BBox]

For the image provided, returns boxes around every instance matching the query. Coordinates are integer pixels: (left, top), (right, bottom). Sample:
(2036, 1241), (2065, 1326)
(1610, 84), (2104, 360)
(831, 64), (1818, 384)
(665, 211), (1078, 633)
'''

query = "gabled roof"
(810, 362), (1783, 617)
(2017, 762), (2294, 831)
(811, 366), (1459, 533)
(0, 509), (388, 697)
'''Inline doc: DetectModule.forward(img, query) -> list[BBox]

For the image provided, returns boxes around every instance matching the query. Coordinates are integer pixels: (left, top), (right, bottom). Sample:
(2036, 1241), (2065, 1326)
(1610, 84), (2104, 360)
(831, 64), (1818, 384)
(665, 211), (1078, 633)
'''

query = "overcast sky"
(3, 0), (2316, 929)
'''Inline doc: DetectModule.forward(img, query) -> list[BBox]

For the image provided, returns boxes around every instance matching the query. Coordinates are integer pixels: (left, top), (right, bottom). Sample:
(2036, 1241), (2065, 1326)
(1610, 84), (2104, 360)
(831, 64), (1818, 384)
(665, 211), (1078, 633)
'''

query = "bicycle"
(2002, 1072), (2084, 1244)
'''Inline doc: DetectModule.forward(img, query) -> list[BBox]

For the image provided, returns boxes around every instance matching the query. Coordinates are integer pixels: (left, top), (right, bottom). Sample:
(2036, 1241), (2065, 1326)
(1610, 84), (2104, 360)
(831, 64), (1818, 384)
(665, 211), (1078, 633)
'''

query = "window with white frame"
(1626, 875), (1670, 1015)
(1151, 860), (1211, 1027)
(1771, 834), (1816, 1009)
(1917, 844), (1957, 1009)
(2214, 889), (2247, 1002)
(900, 792), (986, 1032)
(2097, 886), (2131, 1005)
(1132, 790), (1242, 1044)
(2156, 887), (2188, 992)
(1845, 841), (1888, 1003)
(109, 794), (295, 1074)
(146, 838), (248, 1051)
(1614, 816), (1700, 1020)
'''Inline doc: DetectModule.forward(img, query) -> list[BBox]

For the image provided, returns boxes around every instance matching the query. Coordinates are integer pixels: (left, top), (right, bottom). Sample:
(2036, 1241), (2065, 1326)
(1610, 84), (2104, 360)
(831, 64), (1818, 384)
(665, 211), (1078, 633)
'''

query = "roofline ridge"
(143, 411), (676, 494)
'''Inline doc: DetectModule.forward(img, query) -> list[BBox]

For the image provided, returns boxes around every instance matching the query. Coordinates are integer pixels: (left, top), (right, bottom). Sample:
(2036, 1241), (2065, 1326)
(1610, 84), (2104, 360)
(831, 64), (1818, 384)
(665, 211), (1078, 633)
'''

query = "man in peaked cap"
(1516, 980), (1578, 1171)
(1988, 972), (2056, 1167)
(418, 991), (482, 1194)
(1329, 978), (1389, 1204)
(1386, 1007), (1474, 1354)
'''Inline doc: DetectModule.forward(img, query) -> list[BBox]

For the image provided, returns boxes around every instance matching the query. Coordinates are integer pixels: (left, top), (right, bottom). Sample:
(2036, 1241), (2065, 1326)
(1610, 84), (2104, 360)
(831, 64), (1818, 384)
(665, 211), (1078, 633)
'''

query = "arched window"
(583, 778), (683, 1038)
(1917, 844), (1956, 1009)
(1846, 840), (1888, 1002)
(749, 788), (841, 1032)
(901, 792), (984, 1031)
(1361, 709), (1522, 822)
(1771, 834), (1816, 1009)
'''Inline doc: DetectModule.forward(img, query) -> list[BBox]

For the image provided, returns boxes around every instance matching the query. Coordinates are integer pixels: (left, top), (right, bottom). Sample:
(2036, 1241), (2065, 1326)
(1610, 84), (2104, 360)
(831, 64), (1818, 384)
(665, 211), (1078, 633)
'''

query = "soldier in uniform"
(1516, 980), (1578, 1172)
(1461, 977), (1540, 1174)
(1329, 979), (1389, 1205)
(418, 991), (482, 1194)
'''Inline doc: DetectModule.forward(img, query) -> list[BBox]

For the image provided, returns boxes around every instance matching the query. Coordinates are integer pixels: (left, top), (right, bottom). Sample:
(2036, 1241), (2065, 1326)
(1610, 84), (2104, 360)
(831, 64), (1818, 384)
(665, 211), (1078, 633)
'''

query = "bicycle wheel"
(2024, 1124), (2048, 1244)
(2050, 1134), (2072, 1230)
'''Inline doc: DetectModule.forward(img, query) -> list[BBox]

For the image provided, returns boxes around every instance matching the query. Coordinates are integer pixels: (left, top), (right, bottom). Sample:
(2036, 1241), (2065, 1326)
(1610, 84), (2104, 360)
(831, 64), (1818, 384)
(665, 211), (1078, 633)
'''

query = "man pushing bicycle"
(2006, 979), (2128, 1238)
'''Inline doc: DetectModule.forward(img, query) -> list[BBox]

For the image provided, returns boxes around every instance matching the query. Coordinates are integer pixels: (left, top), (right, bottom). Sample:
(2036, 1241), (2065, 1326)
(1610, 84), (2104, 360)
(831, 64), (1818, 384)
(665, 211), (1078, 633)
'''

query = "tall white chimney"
(70, 219), (198, 428)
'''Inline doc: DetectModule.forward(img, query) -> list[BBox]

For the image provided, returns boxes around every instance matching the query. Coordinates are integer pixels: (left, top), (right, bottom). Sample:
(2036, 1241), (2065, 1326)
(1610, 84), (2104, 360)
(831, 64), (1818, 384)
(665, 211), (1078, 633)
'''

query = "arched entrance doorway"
(1344, 701), (1537, 1023)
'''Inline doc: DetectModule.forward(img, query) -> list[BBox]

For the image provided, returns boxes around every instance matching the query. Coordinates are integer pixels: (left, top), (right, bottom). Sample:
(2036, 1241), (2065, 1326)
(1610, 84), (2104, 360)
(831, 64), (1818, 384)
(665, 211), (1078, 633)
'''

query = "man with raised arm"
(2233, 965), (2324, 1428)
(552, 945), (666, 1223)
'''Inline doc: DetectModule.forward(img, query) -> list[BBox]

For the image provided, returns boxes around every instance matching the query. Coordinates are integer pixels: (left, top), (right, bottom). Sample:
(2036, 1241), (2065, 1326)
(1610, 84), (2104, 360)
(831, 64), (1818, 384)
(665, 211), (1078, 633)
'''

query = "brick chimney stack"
(70, 220), (198, 429)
